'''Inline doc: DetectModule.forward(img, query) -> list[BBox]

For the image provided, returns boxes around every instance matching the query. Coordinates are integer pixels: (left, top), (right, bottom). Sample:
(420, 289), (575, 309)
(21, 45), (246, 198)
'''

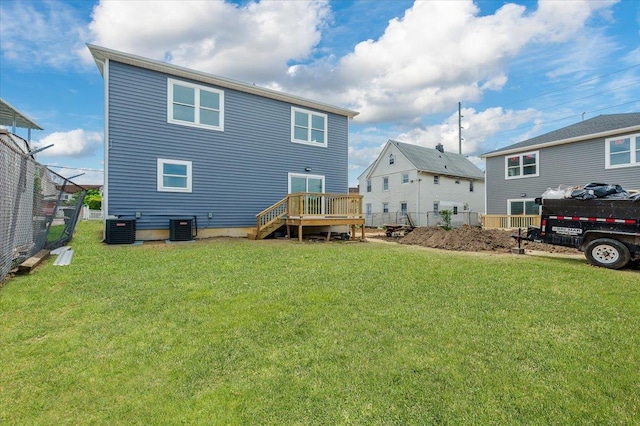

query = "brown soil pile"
(375, 226), (581, 254)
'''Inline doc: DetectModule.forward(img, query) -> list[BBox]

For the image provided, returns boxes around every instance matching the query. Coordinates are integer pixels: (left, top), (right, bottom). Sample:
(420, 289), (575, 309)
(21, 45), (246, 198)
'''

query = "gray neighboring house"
(88, 45), (358, 240)
(359, 140), (485, 227)
(481, 113), (640, 216)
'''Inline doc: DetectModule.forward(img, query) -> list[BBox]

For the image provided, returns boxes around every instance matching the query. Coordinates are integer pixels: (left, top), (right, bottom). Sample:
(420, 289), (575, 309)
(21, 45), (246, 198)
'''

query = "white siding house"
(359, 140), (485, 227)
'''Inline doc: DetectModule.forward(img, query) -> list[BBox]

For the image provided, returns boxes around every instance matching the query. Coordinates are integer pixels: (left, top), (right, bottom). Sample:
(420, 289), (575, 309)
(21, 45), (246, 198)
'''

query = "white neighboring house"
(359, 140), (485, 227)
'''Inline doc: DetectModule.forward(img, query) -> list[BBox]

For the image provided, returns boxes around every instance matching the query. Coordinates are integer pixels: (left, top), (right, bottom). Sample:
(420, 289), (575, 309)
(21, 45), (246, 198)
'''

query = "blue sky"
(1, 0), (639, 186)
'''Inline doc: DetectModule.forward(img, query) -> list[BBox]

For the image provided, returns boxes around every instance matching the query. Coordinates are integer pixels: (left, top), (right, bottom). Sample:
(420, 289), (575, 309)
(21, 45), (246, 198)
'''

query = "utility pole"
(458, 102), (463, 154)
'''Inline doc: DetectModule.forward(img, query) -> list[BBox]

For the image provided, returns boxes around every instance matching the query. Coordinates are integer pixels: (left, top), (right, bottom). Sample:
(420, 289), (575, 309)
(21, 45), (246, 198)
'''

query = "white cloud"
(86, 0), (330, 84)
(33, 129), (102, 157)
(395, 107), (539, 155)
(0, 0), (87, 69)
(286, 0), (618, 123)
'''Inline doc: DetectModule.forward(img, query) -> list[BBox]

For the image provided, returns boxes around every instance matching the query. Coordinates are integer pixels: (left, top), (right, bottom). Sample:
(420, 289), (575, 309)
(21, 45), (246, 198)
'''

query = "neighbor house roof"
(366, 140), (485, 180)
(87, 44), (359, 119)
(0, 98), (43, 131)
(482, 113), (640, 158)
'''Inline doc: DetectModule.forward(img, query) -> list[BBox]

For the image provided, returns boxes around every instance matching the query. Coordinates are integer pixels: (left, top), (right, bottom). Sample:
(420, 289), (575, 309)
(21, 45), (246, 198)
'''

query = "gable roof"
(482, 113), (640, 158)
(366, 140), (484, 180)
(87, 44), (359, 119)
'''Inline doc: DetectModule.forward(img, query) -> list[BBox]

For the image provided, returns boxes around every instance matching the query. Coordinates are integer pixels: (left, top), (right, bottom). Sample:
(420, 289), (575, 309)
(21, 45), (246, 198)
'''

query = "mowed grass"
(1, 221), (639, 425)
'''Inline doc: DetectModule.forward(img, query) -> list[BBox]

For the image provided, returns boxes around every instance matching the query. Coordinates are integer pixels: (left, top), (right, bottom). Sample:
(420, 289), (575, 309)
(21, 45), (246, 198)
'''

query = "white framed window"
(401, 173), (409, 184)
(366, 179), (371, 192)
(157, 158), (192, 193)
(508, 199), (540, 215)
(455, 178), (460, 184)
(382, 202), (389, 213)
(433, 202), (439, 215)
(366, 203), (372, 216)
(434, 175), (439, 184)
(469, 180), (474, 192)
(389, 154), (395, 165)
(400, 202), (408, 217)
(288, 173), (325, 193)
(383, 177), (389, 191)
(167, 79), (224, 131)
(453, 206), (458, 215)
(291, 107), (327, 147)
(505, 151), (539, 179)
(606, 133), (639, 169)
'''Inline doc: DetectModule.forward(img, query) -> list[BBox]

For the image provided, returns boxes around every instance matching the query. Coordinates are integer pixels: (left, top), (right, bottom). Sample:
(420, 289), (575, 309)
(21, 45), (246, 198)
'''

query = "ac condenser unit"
(105, 219), (136, 244)
(169, 218), (194, 242)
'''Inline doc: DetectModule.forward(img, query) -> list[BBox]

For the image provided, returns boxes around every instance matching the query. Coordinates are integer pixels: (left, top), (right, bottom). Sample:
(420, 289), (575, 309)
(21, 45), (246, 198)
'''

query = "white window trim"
(167, 78), (224, 131)
(287, 172), (325, 193)
(157, 158), (192, 193)
(507, 198), (539, 215)
(291, 107), (328, 148)
(505, 150), (540, 180)
(605, 133), (639, 169)
(382, 176), (389, 191)
(401, 173), (409, 184)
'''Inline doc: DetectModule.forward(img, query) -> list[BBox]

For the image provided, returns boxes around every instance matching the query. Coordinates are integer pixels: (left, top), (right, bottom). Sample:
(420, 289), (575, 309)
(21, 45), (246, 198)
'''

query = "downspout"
(100, 57), (109, 241)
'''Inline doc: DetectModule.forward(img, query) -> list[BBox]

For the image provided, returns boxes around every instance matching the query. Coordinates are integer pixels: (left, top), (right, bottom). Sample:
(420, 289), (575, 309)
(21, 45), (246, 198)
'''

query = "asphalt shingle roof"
(483, 113), (640, 156)
(391, 140), (485, 180)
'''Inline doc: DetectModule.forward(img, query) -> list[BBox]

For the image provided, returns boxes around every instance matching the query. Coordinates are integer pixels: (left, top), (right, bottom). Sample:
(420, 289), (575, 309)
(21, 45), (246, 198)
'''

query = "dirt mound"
(378, 226), (581, 254)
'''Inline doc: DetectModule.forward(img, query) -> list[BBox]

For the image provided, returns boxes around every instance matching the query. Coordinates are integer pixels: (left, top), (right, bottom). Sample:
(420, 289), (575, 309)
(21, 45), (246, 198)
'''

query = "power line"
(45, 165), (103, 172)
(500, 63), (640, 108)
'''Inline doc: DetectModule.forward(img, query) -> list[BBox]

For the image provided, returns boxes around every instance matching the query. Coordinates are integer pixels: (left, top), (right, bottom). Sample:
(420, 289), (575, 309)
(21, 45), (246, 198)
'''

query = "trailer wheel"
(584, 238), (631, 269)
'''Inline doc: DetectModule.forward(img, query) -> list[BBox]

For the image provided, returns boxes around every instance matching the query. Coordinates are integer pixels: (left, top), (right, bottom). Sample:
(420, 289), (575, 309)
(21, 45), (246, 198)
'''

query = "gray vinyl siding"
(107, 61), (349, 229)
(486, 136), (640, 214)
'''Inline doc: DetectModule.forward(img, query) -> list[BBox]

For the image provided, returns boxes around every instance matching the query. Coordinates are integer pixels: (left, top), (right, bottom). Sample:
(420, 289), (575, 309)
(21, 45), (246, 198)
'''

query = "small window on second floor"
(389, 154), (395, 165)
(506, 151), (539, 179)
(168, 79), (224, 131)
(434, 175), (439, 185)
(469, 180), (474, 192)
(291, 107), (327, 147)
(401, 173), (409, 184)
(383, 177), (389, 191)
(366, 179), (371, 192)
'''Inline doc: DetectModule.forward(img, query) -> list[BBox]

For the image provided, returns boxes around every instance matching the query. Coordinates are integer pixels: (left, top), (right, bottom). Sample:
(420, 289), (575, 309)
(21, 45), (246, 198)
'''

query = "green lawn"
(2, 221), (639, 424)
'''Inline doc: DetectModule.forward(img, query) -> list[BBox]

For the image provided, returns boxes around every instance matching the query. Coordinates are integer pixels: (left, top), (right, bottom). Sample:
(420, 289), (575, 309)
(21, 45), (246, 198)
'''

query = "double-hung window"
(157, 158), (192, 193)
(168, 79), (224, 131)
(505, 151), (539, 179)
(606, 134), (639, 168)
(366, 179), (371, 192)
(401, 173), (409, 184)
(291, 107), (327, 147)
(383, 177), (389, 191)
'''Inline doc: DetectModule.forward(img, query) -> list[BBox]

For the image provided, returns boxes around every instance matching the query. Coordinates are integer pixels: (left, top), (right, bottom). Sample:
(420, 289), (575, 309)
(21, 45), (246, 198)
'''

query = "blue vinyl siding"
(486, 137), (640, 214)
(107, 61), (349, 229)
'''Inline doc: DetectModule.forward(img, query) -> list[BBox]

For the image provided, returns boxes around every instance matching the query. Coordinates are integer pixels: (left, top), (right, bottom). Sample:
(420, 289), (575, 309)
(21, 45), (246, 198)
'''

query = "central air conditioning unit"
(105, 219), (136, 244)
(169, 218), (194, 242)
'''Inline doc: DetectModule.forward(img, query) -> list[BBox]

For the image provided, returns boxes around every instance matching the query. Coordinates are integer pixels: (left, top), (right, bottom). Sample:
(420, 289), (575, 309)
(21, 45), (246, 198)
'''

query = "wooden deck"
(254, 193), (365, 241)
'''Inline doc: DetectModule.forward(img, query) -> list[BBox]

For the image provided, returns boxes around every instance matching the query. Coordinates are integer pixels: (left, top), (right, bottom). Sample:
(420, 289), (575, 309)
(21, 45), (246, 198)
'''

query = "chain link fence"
(1, 135), (85, 282)
(364, 211), (481, 229)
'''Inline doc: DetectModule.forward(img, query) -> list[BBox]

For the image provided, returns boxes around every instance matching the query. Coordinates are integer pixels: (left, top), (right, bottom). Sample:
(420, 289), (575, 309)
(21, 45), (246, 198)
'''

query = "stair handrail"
(255, 196), (288, 237)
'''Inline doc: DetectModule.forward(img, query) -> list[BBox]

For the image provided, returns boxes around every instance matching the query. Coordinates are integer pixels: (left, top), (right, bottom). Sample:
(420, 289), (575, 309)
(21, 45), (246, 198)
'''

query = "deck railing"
(482, 214), (540, 229)
(255, 192), (363, 239)
(287, 192), (363, 218)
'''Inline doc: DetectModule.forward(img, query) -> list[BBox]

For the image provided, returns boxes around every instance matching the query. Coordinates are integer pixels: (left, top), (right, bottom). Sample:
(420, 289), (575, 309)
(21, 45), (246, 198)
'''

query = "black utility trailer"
(525, 197), (640, 269)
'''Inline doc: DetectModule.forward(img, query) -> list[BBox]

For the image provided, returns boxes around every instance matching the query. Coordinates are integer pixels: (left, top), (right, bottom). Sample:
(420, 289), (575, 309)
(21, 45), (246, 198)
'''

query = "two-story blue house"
(88, 45), (360, 241)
